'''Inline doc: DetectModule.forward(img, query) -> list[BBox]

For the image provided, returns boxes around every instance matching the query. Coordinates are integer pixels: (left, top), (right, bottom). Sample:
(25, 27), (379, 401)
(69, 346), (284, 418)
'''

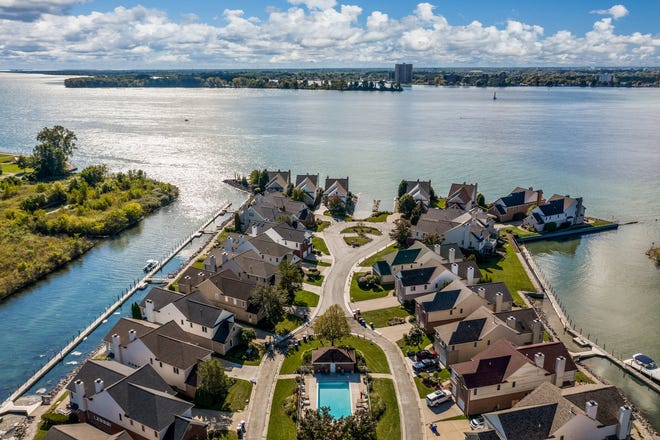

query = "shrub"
(369, 393), (386, 419)
(544, 222), (557, 232)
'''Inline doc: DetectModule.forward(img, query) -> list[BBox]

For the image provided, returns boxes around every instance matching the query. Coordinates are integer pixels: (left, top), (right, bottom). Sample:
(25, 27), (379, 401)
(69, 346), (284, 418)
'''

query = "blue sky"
(0, 1), (658, 68)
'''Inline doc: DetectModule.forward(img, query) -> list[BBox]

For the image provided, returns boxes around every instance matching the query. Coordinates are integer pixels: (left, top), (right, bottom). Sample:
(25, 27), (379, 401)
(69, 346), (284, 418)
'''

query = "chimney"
(466, 266), (475, 285)
(145, 299), (154, 322)
(251, 225), (258, 237)
(537, 189), (543, 206)
(209, 254), (217, 271)
(451, 263), (458, 275)
(494, 292), (503, 313)
(617, 406), (632, 440)
(534, 352), (545, 368)
(449, 247), (455, 263)
(531, 319), (543, 343)
(222, 252), (228, 264)
(227, 236), (233, 249)
(111, 333), (122, 363)
(128, 329), (136, 342)
(180, 276), (192, 294)
(506, 316), (516, 329)
(585, 400), (598, 420)
(94, 378), (104, 394)
(477, 286), (486, 298)
(434, 244), (441, 255)
(555, 356), (566, 387)
(72, 379), (85, 408)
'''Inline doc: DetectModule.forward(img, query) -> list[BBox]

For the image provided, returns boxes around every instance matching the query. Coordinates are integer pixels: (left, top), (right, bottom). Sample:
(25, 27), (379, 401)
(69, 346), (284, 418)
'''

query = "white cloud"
(0, 2), (656, 68)
(0, 0), (84, 21)
(591, 4), (629, 20)
(288, 0), (337, 10)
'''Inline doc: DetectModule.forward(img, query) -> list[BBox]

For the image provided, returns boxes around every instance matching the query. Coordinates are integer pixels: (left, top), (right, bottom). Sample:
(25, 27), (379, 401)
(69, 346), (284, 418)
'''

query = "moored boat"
(623, 353), (660, 382)
(143, 259), (158, 272)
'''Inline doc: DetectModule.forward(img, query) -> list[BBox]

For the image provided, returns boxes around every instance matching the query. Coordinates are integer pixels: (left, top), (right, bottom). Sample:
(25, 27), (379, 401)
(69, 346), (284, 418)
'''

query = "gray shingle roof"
(249, 233), (292, 258)
(140, 287), (184, 312)
(416, 289), (461, 312)
(468, 282), (513, 306)
(163, 415), (208, 440)
(207, 270), (259, 302)
(44, 424), (132, 440)
(489, 403), (557, 440)
(463, 430), (501, 440)
(448, 318), (487, 345)
(373, 260), (392, 276)
(171, 290), (233, 328)
(397, 267), (436, 286)
(271, 222), (308, 243)
(442, 261), (482, 280)
(138, 322), (212, 370)
(103, 317), (159, 347)
(66, 360), (134, 397)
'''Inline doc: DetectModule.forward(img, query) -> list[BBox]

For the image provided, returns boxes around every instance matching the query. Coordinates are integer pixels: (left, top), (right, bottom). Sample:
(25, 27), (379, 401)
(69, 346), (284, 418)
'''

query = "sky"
(0, 0), (658, 69)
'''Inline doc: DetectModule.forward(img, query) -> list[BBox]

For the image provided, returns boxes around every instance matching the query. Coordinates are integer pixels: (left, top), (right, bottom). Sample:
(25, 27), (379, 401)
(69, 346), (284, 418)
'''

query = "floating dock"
(0, 201), (233, 416)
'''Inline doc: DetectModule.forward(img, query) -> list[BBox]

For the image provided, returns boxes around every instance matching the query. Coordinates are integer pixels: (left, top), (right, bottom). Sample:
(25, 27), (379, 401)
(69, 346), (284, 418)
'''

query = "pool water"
(317, 381), (352, 419)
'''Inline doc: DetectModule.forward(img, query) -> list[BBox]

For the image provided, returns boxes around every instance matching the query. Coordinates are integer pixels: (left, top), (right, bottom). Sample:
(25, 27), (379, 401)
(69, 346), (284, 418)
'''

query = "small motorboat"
(623, 353), (660, 382)
(143, 259), (158, 272)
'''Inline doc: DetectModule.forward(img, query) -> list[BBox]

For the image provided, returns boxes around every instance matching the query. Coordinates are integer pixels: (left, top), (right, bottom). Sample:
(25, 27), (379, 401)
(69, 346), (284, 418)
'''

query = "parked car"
(413, 358), (439, 373)
(470, 416), (485, 429)
(426, 389), (452, 407)
(415, 349), (438, 362)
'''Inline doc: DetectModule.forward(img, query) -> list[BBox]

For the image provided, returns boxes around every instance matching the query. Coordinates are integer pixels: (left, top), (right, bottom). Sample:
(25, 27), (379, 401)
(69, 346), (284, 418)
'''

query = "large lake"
(0, 73), (658, 427)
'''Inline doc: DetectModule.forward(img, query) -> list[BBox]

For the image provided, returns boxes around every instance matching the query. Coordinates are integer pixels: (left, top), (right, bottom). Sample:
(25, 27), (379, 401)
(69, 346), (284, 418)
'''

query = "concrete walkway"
(352, 294), (400, 312)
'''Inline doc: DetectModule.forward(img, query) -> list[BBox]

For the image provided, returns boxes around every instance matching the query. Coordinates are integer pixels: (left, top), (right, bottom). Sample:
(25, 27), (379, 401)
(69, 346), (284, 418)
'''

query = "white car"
(425, 389), (452, 407)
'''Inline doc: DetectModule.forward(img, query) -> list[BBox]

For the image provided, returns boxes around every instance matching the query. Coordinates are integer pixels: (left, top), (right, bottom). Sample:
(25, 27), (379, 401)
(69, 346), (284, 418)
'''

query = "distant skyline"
(0, 1), (658, 69)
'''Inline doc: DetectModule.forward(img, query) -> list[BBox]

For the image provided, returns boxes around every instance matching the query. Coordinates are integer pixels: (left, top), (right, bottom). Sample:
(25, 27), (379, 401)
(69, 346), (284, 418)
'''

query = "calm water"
(318, 381), (352, 419)
(0, 74), (658, 426)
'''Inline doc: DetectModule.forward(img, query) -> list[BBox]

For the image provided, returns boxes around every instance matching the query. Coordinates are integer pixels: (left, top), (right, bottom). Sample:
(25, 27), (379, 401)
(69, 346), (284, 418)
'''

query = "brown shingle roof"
(517, 341), (577, 375)
(311, 347), (356, 364)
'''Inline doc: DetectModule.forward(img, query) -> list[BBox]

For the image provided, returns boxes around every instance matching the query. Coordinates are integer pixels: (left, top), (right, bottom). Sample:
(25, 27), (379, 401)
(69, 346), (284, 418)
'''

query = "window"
(512, 381), (516, 388)
(130, 420), (133, 426)
(449, 309), (453, 315)
(155, 431), (158, 438)
(159, 361), (163, 368)
(459, 308), (463, 314)
(497, 384), (501, 390)
(202, 326), (208, 333)
(142, 425), (145, 432)
(149, 358), (153, 364)
(180, 319), (184, 325)
(473, 342), (477, 348)
(473, 389), (477, 395)
(119, 414), (122, 421)
(173, 367), (179, 374)
(487, 340), (491, 346)
(190, 322), (193, 328)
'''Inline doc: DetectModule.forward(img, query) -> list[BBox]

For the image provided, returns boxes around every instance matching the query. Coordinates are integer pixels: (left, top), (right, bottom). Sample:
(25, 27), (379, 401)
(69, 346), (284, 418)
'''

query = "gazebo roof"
(311, 347), (356, 364)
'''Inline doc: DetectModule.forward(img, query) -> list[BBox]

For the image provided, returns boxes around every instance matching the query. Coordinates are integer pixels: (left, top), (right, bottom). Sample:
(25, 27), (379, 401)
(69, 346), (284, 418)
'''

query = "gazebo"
(311, 347), (356, 374)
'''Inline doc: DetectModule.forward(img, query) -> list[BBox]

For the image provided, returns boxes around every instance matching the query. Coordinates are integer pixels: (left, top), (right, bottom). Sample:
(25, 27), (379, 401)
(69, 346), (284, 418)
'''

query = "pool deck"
(303, 373), (366, 416)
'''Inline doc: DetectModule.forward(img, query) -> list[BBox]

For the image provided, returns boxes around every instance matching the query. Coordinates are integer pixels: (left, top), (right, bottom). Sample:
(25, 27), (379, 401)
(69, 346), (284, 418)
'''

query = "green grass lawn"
(216, 343), (264, 366)
(478, 244), (533, 306)
(340, 225), (382, 235)
(267, 379), (297, 440)
(280, 335), (390, 374)
(223, 379), (253, 411)
(322, 210), (353, 221)
(343, 235), (373, 247)
(396, 334), (434, 356)
(350, 272), (392, 302)
(312, 236), (329, 255)
(274, 313), (305, 335)
(359, 306), (411, 328)
(316, 220), (331, 232)
(588, 218), (614, 227)
(434, 198), (447, 209)
(192, 259), (205, 270)
(575, 370), (595, 384)
(373, 378), (401, 440)
(304, 274), (324, 286)
(209, 430), (239, 440)
(0, 153), (15, 162)
(414, 376), (436, 398)
(1, 163), (31, 174)
(294, 289), (319, 307)
(505, 226), (540, 238)
(362, 212), (390, 223)
(359, 243), (398, 267)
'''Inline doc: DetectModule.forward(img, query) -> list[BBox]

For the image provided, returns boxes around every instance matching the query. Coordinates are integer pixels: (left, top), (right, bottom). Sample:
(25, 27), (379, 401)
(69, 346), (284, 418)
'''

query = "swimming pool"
(317, 381), (352, 419)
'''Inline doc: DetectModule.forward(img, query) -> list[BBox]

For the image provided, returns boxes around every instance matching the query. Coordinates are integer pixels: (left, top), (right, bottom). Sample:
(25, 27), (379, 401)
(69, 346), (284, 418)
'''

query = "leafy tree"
(313, 304), (350, 346)
(477, 192), (486, 208)
(131, 302), (142, 319)
(278, 259), (302, 303)
(195, 358), (230, 408)
(234, 212), (242, 232)
(422, 233), (444, 246)
(397, 193), (416, 219)
(297, 407), (376, 440)
(291, 187), (306, 202)
(410, 200), (427, 225)
(20, 193), (47, 213)
(326, 195), (345, 217)
(239, 328), (256, 346)
(80, 165), (107, 187)
(406, 325), (424, 349)
(249, 284), (286, 328)
(123, 202), (143, 224)
(389, 219), (411, 247)
(397, 179), (407, 198)
(32, 125), (77, 178)
(16, 156), (29, 171)
(429, 185), (438, 204)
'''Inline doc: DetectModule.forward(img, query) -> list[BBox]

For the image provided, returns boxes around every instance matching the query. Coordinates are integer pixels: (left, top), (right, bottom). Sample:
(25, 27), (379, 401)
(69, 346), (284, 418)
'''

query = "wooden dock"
(519, 245), (660, 395)
(0, 202), (233, 416)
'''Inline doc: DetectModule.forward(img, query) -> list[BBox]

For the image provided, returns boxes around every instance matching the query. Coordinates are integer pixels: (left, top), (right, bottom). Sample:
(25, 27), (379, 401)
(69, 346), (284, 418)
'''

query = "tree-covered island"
(0, 126), (178, 299)
(57, 67), (660, 89)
